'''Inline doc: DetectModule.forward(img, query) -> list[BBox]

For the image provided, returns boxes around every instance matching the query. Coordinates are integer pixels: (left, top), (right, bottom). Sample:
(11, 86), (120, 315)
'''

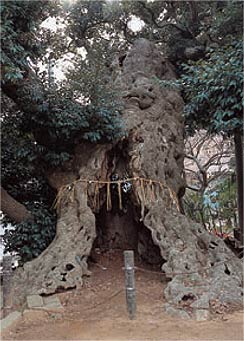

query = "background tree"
(180, 40), (243, 242)
(157, 1), (243, 242)
(183, 131), (238, 234)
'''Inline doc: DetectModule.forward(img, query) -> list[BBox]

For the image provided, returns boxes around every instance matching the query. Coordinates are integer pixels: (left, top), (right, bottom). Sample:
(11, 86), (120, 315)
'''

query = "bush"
(3, 208), (56, 264)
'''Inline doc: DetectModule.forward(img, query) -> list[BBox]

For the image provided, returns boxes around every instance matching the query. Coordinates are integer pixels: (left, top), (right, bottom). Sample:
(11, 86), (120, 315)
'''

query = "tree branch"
(186, 185), (200, 192)
(1, 187), (33, 223)
(138, 0), (191, 36)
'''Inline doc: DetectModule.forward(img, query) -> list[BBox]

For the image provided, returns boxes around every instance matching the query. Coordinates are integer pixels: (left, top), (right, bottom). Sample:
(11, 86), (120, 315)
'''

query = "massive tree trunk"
(1, 187), (32, 223)
(7, 39), (243, 319)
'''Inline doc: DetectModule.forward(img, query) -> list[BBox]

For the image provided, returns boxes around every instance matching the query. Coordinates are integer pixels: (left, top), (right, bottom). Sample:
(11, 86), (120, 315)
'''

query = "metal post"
(124, 250), (136, 319)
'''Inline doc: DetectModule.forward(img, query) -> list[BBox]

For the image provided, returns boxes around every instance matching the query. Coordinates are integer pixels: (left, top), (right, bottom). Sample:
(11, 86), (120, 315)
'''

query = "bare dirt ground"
(2, 250), (244, 340)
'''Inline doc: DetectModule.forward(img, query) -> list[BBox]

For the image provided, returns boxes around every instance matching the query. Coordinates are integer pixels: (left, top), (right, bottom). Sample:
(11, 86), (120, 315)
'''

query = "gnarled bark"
(8, 39), (243, 319)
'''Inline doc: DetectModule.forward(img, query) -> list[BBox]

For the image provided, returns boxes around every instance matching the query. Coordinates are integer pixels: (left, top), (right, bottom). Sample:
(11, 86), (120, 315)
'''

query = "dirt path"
(2, 250), (244, 340)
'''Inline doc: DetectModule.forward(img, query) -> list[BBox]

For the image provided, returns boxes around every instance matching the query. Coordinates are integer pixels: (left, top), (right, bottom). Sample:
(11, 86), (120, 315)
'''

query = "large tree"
(1, 0), (243, 318)
(1, 0), (243, 259)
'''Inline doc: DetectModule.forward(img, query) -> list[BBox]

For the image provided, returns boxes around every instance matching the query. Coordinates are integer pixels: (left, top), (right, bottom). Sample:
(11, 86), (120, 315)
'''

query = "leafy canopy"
(181, 40), (243, 136)
(1, 0), (125, 262)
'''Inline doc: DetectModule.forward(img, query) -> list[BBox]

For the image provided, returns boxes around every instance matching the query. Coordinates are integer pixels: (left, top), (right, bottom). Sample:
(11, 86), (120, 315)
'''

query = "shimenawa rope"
(52, 176), (180, 212)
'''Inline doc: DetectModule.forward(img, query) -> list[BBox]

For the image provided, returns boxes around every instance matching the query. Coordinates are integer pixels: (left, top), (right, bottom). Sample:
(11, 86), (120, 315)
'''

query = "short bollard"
(124, 250), (136, 319)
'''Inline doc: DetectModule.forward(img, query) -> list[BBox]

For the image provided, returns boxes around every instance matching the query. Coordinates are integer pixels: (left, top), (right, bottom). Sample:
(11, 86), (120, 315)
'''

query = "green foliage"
(207, 1), (243, 40)
(1, 95), (54, 202)
(3, 208), (56, 264)
(184, 176), (238, 233)
(61, 38), (125, 144)
(180, 40), (243, 136)
(1, 95), (57, 263)
(26, 89), (124, 165)
(1, 0), (59, 83)
(1, 0), (125, 168)
(215, 177), (238, 226)
(158, 40), (243, 136)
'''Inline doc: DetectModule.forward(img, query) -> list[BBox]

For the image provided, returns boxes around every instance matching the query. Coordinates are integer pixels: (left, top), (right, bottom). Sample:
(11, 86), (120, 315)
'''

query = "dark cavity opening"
(90, 140), (165, 271)
(181, 293), (196, 301)
(66, 263), (75, 271)
(209, 241), (218, 249)
(224, 264), (231, 275)
(93, 199), (163, 269)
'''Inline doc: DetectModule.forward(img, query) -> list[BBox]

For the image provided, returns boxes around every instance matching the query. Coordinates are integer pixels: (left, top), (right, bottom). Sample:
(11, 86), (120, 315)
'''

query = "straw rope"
(52, 176), (180, 212)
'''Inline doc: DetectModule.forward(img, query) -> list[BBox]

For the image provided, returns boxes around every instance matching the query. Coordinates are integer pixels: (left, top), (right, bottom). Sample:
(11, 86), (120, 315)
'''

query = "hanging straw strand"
(168, 187), (180, 211)
(106, 182), (112, 211)
(52, 176), (180, 212)
(93, 182), (100, 210)
(140, 178), (146, 206)
(117, 181), (123, 210)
